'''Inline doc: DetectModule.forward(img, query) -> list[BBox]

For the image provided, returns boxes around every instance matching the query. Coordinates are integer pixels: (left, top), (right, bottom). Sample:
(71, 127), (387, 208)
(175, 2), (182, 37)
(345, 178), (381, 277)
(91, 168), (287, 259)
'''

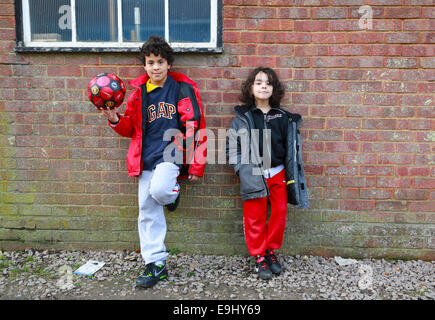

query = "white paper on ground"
(74, 260), (105, 276)
(334, 256), (358, 266)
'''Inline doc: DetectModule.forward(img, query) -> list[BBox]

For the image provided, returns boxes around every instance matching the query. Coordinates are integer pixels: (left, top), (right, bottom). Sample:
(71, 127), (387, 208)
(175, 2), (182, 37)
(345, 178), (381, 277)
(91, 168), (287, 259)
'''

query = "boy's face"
(251, 71), (273, 103)
(144, 53), (171, 86)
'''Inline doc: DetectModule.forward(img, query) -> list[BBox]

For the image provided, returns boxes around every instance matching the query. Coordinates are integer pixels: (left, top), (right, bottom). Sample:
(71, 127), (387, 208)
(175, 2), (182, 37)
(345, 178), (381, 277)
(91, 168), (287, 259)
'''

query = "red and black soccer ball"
(87, 73), (126, 110)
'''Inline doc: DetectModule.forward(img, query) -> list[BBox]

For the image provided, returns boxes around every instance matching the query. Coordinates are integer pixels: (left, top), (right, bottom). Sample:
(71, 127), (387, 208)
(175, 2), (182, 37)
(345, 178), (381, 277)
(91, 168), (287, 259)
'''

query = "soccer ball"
(87, 73), (126, 110)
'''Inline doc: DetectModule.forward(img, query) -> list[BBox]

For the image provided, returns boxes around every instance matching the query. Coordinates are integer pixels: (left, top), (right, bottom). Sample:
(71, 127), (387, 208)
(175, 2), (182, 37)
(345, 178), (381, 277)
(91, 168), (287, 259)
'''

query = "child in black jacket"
(226, 67), (309, 280)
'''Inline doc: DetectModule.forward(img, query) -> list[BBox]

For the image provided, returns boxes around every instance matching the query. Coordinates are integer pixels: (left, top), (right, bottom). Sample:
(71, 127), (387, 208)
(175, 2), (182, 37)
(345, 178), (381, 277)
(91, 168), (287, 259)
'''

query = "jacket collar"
(233, 105), (248, 117)
(129, 72), (197, 89)
(233, 105), (303, 125)
(233, 105), (282, 116)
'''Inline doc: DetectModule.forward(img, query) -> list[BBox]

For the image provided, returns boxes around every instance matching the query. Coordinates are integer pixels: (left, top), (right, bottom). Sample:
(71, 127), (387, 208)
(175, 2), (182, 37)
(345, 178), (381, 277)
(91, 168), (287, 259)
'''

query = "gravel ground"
(0, 249), (433, 300)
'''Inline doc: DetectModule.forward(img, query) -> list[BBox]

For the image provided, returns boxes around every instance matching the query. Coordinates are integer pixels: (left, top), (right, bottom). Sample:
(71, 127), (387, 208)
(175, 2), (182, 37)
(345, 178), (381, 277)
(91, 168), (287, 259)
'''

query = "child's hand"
(188, 174), (200, 182)
(99, 108), (119, 123)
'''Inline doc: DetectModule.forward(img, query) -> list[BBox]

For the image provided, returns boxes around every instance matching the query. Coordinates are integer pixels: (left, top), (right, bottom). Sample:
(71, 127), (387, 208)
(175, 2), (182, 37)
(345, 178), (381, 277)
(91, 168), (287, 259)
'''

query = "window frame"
(14, 0), (223, 53)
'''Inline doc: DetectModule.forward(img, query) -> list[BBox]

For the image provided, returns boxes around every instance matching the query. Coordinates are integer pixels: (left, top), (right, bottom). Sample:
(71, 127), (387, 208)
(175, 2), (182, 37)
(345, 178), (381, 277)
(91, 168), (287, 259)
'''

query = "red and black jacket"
(108, 72), (207, 178)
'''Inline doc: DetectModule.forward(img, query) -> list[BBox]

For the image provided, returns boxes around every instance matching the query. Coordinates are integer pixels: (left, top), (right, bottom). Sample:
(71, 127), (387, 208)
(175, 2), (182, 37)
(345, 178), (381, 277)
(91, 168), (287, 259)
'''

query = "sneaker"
(255, 255), (273, 280)
(265, 249), (282, 275)
(135, 263), (168, 289)
(166, 193), (180, 212)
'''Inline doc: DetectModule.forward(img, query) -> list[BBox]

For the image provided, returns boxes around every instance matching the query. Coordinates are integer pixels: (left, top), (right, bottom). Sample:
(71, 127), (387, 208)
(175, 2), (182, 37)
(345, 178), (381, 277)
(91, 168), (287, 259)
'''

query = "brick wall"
(1, 0), (434, 260)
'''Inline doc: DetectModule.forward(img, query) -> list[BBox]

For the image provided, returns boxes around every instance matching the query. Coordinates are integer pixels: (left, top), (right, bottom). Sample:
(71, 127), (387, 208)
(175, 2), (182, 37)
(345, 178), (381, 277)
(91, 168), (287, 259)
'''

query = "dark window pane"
(122, 0), (164, 42)
(76, 0), (118, 42)
(169, 0), (210, 43)
(29, 0), (71, 41)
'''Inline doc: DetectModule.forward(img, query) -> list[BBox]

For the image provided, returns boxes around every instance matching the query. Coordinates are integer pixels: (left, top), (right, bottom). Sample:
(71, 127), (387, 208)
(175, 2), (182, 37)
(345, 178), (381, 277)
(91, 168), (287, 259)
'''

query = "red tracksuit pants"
(243, 169), (288, 257)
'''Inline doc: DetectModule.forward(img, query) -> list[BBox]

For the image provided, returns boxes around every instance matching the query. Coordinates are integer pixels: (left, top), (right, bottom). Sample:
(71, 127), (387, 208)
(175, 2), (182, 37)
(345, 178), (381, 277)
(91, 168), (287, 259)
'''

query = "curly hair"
(239, 67), (285, 108)
(140, 35), (174, 66)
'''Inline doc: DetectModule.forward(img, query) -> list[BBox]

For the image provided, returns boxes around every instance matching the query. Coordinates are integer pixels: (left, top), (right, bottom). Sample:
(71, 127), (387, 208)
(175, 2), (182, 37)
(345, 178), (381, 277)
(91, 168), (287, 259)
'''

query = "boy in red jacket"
(100, 35), (207, 289)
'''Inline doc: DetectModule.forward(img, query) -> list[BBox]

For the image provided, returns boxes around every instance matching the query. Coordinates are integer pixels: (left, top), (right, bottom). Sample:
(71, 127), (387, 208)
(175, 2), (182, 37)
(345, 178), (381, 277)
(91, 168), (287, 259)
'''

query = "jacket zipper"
(263, 112), (271, 171)
(237, 111), (270, 197)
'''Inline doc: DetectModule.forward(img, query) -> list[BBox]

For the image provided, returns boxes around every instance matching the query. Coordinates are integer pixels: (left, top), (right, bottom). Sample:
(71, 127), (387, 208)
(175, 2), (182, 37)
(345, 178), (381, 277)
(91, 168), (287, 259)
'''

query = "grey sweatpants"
(138, 162), (180, 265)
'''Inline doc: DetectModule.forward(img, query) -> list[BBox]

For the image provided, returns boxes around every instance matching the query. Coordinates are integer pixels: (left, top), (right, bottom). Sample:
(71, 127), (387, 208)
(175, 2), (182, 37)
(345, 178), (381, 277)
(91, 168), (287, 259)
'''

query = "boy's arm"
(186, 85), (207, 177)
(106, 88), (140, 138)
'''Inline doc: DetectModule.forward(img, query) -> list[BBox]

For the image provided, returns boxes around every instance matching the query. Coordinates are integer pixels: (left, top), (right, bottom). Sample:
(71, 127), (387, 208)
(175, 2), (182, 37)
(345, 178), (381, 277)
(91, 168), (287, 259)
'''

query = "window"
(15, 0), (222, 52)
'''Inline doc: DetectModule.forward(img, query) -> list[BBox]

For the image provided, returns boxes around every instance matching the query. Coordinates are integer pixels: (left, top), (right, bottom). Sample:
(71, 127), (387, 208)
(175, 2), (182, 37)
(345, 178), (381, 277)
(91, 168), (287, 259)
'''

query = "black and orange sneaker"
(255, 255), (273, 280)
(265, 249), (282, 275)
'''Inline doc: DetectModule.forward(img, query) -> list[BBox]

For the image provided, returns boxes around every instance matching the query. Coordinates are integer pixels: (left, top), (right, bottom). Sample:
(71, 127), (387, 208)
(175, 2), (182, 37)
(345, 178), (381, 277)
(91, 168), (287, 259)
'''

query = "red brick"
(385, 58), (418, 69)
(276, 32), (310, 44)
(257, 45), (293, 56)
(47, 65), (81, 77)
(364, 94), (398, 106)
(325, 142), (358, 152)
(223, 6), (239, 18)
(326, 118), (360, 130)
(349, 57), (383, 68)
(189, 67), (223, 78)
(385, 7), (421, 19)
(385, 33), (421, 44)
(402, 70), (435, 81)
(415, 155), (435, 166)
(360, 189), (393, 200)
(329, 69), (364, 80)
(240, 56), (275, 67)
(312, 33), (346, 44)
(379, 154), (413, 165)
(402, 46), (435, 57)
(395, 189), (429, 200)
(294, 20), (329, 32)
(14, 89), (48, 101)
(410, 202), (435, 212)
(325, 166), (358, 176)
(363, 119), (396, 130)
(309, 153), (341, 164)
(293, 92), (327, 105)
(341, 200), (374, 211)
(324, 188), (358, 199)
(397, 167), (431, 177)
(377, 177), (411, 188)
(349, 33), (384, 44)
(344, 131), (377, 141)
(398, 120), (432, 131)
(360, 166), (393, 176)
(328, 93), (361, 105)
(330, 20), (360, 31)
(257, 19), (281, 31)
(348, 81), (383, 92)
(311, 105), (345, 117)
(223, 31), (240, 43)
(239, 7), (275, 19)
(366, 45), (402, 56)
(376, 201), (408, 211)
(422, 7), (435, 18)
(313, 57), (347, 68)
(384, 82), (418, 93)
(401, 95), (434, 106)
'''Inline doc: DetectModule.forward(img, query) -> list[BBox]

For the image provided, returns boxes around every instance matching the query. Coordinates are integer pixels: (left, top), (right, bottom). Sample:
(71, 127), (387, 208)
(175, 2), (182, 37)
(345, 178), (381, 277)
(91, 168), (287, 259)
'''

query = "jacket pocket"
(287, 181), (298, 205)
(178, 97), (194, 122)
(239, 164), (264, 194)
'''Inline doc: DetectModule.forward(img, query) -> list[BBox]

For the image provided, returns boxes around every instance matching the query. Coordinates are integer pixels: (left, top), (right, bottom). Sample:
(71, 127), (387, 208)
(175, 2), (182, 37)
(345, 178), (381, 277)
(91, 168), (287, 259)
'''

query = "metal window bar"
(70, 0), (76, 43)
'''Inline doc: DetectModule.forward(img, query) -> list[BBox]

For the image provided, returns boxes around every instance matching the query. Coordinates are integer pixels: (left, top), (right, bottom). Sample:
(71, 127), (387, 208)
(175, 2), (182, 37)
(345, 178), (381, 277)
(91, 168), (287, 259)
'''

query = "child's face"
(251, 71), (273, 104)
(144, 53), (171, 86)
